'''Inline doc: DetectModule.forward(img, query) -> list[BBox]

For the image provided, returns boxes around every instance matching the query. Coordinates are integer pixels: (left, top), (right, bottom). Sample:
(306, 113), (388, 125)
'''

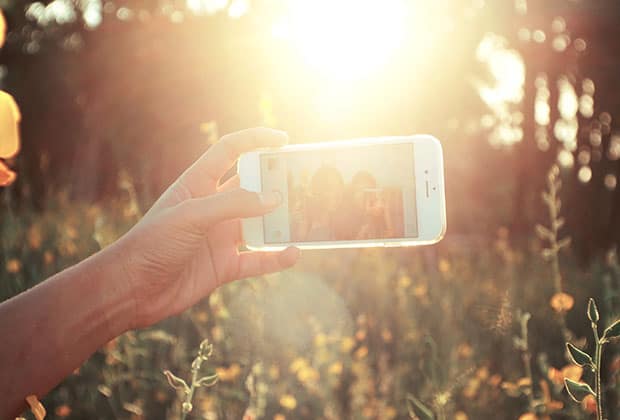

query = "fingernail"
(259, 191), (282, 207)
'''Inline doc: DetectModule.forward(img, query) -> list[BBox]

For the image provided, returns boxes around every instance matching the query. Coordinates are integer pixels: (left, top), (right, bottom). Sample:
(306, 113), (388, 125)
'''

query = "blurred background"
(3, 0), (620, 419)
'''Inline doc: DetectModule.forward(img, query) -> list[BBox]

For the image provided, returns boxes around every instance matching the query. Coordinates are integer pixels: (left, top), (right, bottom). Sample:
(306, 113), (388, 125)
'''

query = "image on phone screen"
(260, 143), (418, 244)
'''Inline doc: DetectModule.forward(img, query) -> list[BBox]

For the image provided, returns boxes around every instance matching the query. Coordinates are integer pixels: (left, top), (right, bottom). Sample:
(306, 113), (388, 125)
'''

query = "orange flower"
(518, 413), (538, 420)
(28, 224), (43, 250)
(0, 90), (21, 159)
(55, 405), (71, 417)
(0, 159), (16, 186)
(581, 394), (597, 414)
(0, 9), (5, 48)
(438, 258), (451, 273)
(43, 250), (55, 265)
(548, 365), (582, 385)
(6, 258), (21, 273)
(354, 346), (369, 360)
(561, 365), (583, 382)
(550, 292), (574, 313)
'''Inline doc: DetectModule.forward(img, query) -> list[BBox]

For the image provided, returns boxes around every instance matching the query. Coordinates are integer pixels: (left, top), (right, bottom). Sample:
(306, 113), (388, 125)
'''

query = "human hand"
(110, 127), (299, 329)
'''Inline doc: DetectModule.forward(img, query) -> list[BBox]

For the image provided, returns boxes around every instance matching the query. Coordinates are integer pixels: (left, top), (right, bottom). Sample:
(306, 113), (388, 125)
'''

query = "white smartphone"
(237, 135), (446, 250)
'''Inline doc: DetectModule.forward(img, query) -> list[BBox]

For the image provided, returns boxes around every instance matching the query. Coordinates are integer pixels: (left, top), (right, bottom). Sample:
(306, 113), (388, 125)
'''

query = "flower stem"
(593, 323), (604, 420)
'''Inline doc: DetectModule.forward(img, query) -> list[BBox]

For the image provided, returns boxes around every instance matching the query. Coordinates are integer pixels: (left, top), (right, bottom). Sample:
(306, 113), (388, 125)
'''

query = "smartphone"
(237, 135), (446, 250)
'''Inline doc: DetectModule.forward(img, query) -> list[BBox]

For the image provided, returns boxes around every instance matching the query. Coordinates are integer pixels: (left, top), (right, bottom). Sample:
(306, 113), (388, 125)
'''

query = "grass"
(1, 171), (617, 419)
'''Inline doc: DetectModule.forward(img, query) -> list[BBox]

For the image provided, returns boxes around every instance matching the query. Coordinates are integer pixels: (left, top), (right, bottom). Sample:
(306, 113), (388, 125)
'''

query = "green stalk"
(180, 366), (199, 420)
(519, 312), (535, 410)
(592, 322), (603, 420)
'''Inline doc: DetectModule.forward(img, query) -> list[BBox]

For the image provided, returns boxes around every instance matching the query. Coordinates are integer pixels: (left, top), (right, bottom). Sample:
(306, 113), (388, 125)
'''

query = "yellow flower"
(289, 357), (308, 373)
(384, 406), (397, 419)
(279, 394), (297, 410)
(398, 274), (412, 288)
(328, 361), (343, 376)
(269, 364), (280, 380)
(211, 325), (223, 342)
(340, 336), (355, 353)
(215, 363), (241, 382)
(274, 414), (286, 420)
(438, 258), (451, 273)
(454, 411), (468, 420)
(6, 258), (21, 273)
(297, 366), (319, 383)
(313, 333), (327, 347)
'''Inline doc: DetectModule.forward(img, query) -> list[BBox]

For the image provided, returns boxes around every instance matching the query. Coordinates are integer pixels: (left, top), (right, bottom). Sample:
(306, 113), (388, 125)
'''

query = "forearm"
(0, 244), (134, 418)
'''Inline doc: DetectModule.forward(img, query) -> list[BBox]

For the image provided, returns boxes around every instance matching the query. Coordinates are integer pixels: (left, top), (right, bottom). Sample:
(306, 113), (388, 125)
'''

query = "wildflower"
(43, 250), (54, 265)
(381, 328), (393, 343)
(211, 325), (224, 341)
(289, 357), (307, 373)
(550, 292), (574, 313)
(274, 414), (286, 420)
(456, 343), (473, 359)
(0, 9), (5, 47)
(581, 394), (597, 414)
(55, 405), (71, 417)
(215, 363), (241, 382)
(383, 406), (397, 419)
(454, 411), (468, 420)
(297, 366), (319, 383)
(340, 336), (355, 353)
(6, 258), (21, 273)
(355, 329), (367, 341)
(0, 90), (21, 159)
(413, 283), (428, 298)
(279, 394), (297, 410)
(328, 361), (343, 376)
(438, 258), (451, 273)
(313, 333), (327, 347)
(518, 413), (537, 420)
(28, 225), (43, 249)
(0, 159), (16, 186)
(354, 346), (369, 360)
(398, 273), (412, 288)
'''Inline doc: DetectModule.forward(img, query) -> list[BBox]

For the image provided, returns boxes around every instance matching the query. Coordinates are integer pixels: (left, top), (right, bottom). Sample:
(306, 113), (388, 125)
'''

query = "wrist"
(76, 242), (138, 336)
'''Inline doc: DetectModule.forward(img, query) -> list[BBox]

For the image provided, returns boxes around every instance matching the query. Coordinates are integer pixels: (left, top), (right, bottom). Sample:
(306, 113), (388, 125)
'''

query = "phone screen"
(260, 143), (418, 244)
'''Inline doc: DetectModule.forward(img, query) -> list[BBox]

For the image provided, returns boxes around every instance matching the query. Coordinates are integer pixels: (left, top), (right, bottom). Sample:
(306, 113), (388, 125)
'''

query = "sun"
(276, 0), (409, 81)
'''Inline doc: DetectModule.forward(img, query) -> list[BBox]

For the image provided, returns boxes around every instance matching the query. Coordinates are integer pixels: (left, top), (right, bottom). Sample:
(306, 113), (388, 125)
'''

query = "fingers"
(217, 174), (240, 192)
(178, 127), (288, 198)
(172, 188), (282, 233)
(237, 247), (300, 279)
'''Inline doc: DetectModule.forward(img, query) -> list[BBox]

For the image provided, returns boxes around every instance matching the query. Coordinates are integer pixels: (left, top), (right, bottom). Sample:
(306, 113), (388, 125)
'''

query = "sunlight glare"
(281, 0), (408, 80)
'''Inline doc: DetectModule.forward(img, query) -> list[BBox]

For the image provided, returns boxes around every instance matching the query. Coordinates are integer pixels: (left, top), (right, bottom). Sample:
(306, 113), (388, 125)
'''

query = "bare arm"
(0, 245), (132, 417)
(0, 128), (299, 417)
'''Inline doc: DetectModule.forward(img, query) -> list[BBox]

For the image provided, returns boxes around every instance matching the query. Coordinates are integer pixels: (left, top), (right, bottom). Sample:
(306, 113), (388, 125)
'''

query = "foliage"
(163, 339), (218, 420)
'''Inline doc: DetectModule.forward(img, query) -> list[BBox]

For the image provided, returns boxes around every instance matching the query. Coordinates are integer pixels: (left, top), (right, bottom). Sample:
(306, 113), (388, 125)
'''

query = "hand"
(111, 127), (299, 329)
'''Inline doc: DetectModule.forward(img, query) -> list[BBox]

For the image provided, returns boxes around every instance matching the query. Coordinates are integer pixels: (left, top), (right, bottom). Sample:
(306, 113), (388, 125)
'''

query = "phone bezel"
(238, 134), (446, 250)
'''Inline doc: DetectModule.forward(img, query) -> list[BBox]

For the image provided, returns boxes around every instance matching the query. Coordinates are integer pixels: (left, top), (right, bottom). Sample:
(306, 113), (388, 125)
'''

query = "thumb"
(171, 188), (282, 232)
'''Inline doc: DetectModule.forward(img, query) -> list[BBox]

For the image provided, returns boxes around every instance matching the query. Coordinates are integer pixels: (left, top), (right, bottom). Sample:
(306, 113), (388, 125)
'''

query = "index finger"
(179, 127), (288, 198)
